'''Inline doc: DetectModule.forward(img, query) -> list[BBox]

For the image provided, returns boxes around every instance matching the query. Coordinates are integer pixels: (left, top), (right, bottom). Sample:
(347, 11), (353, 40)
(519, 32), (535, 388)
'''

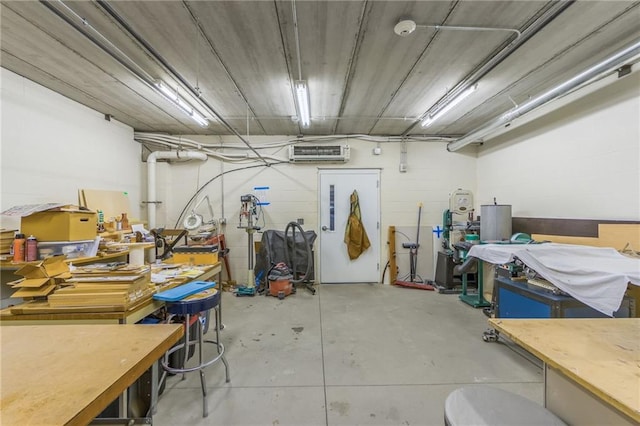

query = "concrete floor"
(154, 284), (542, 426)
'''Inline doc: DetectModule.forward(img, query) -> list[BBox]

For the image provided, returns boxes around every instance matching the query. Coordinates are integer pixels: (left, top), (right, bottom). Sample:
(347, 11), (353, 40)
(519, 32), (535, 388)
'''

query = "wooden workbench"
(489, 318), (640, 424)
(0, 262), (221, 324)
(0, 323), (183, 425)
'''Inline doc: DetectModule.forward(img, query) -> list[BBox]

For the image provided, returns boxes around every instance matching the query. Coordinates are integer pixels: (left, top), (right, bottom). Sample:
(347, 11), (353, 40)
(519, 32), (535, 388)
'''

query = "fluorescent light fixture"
(294, 80), (311, 128)
(191, 110), (208, 127)
(155, 80), (208, 128)
(422, 84), (478, 127)
(176, 98), (193, 115)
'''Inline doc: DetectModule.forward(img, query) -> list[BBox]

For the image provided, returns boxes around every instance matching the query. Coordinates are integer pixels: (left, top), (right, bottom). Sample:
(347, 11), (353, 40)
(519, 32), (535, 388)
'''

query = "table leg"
(545, 365), (636, 425)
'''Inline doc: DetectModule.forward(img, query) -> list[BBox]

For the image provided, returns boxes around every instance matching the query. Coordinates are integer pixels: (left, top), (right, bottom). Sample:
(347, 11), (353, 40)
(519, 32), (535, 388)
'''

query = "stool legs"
(197, 314), (208, 417)
(214, 306), (230, 382)
(182, 313), (192, 381)
(197, 306), (230, 417)
(158, 306), (230, 418)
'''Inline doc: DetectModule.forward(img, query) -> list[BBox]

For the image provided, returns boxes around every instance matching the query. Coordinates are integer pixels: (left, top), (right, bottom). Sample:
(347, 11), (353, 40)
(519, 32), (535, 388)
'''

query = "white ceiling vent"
(288, 145), (350, 163)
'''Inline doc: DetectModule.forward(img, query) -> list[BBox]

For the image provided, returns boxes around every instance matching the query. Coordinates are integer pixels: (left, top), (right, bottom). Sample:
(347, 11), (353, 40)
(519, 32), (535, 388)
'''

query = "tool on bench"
(151, 228), (189, 260)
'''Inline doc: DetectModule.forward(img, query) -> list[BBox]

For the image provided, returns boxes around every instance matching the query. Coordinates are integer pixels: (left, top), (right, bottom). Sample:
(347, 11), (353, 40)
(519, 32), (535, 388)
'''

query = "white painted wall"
(476, 71), (640, 221)
(152, 136), (477, 283)
(0, 68), (142, 231)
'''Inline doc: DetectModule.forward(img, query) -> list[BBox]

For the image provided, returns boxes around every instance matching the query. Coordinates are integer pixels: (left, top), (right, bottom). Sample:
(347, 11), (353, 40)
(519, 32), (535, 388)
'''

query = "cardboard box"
(21, 207), (97, 242)
(170, 246), (218, 265)
(11, 255), (70, 298)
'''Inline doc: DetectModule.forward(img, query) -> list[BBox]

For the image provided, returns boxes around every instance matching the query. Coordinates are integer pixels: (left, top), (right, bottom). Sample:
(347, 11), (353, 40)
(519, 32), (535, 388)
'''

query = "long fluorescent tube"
(156, 80), (208, 128)
(294, 80), (311, 128)
(191, 110), (209, 127)
(422, 84), (478, 127)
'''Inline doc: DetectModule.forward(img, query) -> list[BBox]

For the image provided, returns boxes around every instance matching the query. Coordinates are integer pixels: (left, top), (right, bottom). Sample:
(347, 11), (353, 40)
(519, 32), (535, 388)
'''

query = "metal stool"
(159, 288), (230, 417)
(444, 386), (566, 426)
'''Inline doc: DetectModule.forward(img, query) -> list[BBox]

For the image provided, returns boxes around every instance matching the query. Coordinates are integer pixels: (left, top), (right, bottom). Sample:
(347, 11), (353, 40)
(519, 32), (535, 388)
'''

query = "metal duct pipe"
(147, 151), (208, 229)
(447, 39), (640, 152)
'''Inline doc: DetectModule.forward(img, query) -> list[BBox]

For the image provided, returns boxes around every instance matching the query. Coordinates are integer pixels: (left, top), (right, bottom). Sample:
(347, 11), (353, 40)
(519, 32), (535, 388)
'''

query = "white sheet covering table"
(468, 243), (640, 316)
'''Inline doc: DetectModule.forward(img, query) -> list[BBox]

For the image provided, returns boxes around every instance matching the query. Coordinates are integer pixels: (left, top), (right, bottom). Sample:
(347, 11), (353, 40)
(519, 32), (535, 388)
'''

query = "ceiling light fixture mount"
(292, 0), (311, 129)
(294, 80), (311, 128)
(422, 84), (478, 127)
(156, 80), (209, 127)
(393, 19), (521, 39)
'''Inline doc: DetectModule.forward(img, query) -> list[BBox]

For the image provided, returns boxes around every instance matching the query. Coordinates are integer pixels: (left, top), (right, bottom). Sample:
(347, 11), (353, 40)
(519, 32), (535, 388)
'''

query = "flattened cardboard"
(42, 256), (69, 277)
(12, 282), (57, 298)
(10, 277), (50, 288)
(13, 256), (68, 289)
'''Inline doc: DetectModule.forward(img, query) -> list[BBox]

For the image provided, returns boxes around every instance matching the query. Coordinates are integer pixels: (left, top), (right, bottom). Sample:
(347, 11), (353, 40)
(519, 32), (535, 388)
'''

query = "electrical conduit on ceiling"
(147, 151), (208, 229)
(94, 0), (268, 165)
(447, 38), (640, 152)
(400, 1), (574, 136)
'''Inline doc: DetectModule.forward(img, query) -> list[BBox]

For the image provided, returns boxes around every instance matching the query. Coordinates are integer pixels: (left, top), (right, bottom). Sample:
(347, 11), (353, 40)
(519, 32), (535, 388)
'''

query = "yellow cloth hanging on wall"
(344, 190), (370, 260)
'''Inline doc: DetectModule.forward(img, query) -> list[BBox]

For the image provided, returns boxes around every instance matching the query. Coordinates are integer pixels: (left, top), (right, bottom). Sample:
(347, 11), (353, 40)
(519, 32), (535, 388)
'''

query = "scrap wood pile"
(8, 259), (153, 311)
(49, 263), (153, 308)
(0, 229), (17, 254)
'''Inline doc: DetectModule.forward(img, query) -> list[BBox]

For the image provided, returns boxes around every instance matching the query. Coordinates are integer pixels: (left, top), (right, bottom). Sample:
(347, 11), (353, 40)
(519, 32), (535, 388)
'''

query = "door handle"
(321, 226), (328, 231)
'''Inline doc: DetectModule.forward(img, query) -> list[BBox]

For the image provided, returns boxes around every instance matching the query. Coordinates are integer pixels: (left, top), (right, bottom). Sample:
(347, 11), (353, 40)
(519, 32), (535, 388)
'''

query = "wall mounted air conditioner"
(288, 145), (350, 163)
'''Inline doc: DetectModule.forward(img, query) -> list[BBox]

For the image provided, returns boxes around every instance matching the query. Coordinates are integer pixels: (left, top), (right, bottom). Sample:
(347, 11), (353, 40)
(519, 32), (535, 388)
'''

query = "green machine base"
(459, 293), (491, 308)
(459, 260), (491, 308)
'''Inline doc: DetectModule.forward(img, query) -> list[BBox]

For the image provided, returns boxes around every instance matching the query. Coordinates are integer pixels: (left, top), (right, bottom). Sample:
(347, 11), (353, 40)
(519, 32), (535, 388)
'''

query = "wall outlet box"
(399, 163), (407, 173)
(372, 147), (382, 155)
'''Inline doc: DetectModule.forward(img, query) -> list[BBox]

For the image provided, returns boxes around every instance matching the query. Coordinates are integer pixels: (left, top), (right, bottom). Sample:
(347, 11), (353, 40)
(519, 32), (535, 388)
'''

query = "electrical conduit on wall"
(147, 151), (208, 229)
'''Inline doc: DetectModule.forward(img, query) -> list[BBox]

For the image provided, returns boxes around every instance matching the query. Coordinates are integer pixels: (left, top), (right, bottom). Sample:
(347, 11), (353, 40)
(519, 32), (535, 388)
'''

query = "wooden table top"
(0, 324), (183, 425)
(489, 318), (640, 422)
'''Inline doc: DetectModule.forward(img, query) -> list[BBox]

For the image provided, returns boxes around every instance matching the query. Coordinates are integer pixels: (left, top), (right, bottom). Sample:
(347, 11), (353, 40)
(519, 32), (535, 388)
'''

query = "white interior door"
(319, 169), (380, 283)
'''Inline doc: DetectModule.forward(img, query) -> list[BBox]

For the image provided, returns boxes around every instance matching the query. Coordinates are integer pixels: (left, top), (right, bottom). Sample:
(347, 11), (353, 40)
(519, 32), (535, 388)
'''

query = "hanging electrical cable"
(173, 163), (284, 229)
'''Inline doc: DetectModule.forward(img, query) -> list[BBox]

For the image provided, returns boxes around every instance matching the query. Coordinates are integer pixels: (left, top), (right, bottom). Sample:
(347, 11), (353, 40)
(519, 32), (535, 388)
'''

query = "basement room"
(1, 1), (639, 425)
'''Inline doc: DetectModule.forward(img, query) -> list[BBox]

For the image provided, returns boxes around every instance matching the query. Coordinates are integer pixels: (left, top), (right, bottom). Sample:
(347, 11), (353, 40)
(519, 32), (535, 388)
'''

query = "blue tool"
(235, 271), (263, 297)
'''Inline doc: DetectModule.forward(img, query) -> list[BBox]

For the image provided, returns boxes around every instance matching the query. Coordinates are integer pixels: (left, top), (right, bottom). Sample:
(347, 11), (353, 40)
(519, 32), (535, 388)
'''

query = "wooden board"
(79, 188), (131, 222)
(0, 324), (183, 425)
(488, 318), (640, 423)
(8, 300), (125, 314)
(47, 287), (154, 308)
(11, 282), (56, 298)
(388, 226), (397, 284)
(532, 223), (640, 251)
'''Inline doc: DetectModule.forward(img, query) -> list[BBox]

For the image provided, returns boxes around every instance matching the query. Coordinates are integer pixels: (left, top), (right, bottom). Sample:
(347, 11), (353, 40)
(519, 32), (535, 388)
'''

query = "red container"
(25, 235), (38, 262)
(268, 279), (293, 299)
(12, 233), (25, 263)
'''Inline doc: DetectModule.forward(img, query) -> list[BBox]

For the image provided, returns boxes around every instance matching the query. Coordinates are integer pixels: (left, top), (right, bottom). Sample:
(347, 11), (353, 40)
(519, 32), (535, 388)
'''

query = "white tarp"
(468, 243), (640, 316)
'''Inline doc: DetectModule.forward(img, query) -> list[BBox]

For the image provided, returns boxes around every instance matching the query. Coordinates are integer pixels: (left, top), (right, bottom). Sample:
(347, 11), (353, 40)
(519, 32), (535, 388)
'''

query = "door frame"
(317, 168), (381, 284)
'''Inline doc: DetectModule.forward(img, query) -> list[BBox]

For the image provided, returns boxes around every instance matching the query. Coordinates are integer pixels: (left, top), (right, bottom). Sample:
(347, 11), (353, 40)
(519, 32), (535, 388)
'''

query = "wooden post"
(388, 226), (397, 285)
